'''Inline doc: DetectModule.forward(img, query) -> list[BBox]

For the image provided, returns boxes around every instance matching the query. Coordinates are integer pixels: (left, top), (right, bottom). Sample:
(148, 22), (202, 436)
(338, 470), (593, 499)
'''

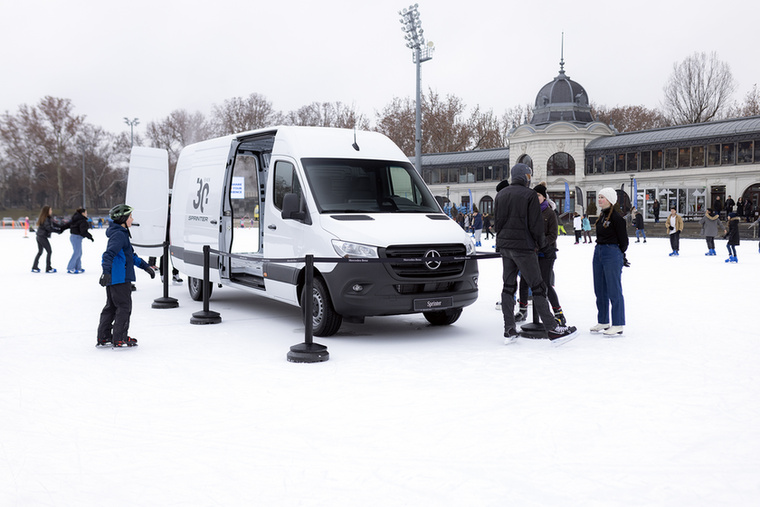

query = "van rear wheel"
(423, 308), (463, 326)
(305, 278), (342, 337)
(188, 276), (213, 301)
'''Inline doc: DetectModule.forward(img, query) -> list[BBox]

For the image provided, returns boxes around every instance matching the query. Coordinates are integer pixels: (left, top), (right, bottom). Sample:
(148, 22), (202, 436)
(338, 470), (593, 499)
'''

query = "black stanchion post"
(152, 241), (179, 309)
(518, 294), (548, 338)
(287, 254), (329, 363)
(190, 244), (221, 324)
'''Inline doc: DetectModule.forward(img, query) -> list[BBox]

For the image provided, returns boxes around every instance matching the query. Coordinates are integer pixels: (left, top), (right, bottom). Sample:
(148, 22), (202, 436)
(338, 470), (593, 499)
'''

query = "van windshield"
(302, 158), (441, 214)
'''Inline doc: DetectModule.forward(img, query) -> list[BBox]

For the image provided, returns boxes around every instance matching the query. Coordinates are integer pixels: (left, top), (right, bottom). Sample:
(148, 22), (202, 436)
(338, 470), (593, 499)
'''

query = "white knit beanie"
(598, 187), (618, 206)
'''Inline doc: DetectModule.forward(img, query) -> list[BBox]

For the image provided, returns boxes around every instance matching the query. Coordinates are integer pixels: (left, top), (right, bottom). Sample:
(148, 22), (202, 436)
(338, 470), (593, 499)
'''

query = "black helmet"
(109, 204), (134, 224)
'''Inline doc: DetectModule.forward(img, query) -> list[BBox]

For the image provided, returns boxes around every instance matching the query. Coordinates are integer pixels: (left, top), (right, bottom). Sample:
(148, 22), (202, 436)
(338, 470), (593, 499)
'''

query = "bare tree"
(725, 84), (760, 118)
(374, 96), (416, 156)
(422, 89), (469, 153)
(591, 103), (669, 132)
(211, 93), (281, 135)
(145, 109), (210, 178)
(501, 104), (533, 133)
(284, 102), (370, 129)
(467, 106), (504, 150)
(662, 51), (736, 124)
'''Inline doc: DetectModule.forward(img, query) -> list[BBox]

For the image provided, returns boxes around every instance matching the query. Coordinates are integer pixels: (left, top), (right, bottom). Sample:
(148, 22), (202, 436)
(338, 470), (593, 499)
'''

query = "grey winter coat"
(699, 212), (724, 238)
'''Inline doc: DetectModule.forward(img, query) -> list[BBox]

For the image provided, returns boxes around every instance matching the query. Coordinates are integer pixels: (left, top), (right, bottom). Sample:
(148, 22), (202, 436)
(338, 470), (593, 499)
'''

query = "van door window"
(273, 161), (304, 210)
(230, 153), (260, 253)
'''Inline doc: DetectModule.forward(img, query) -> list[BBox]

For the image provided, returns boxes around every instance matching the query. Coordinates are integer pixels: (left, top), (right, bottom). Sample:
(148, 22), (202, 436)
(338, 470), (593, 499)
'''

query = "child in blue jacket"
(96, 204), (155, 347)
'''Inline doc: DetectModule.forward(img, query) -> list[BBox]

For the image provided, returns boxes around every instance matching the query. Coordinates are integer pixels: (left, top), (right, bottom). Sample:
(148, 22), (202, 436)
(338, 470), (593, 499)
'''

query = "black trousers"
(670, 231), (681, 252)
(501, 249), (558, 334)
(97, 283), (133, 343)
(518, 255), (561, 309)
(32, 237), (52, 270)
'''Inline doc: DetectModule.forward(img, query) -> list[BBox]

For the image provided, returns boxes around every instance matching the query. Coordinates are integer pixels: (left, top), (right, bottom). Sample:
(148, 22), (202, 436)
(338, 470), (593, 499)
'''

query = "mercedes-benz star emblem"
(424, 249), (442, 270)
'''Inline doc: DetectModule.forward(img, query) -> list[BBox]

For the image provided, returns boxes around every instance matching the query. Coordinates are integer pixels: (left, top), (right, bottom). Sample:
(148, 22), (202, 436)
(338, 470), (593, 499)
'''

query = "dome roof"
(530, 62), (593, 125)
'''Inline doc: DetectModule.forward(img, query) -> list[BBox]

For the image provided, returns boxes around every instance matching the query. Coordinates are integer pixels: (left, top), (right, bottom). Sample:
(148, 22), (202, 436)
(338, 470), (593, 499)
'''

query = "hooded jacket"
(101, 221), (148, 285)
(68, 211), (94, 240)
(699, 211), (724, 238)
(493, 164), (545, 252)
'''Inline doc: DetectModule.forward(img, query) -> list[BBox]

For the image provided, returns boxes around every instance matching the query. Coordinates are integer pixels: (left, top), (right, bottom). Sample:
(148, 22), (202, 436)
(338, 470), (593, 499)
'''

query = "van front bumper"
(321, 259), (479, 317)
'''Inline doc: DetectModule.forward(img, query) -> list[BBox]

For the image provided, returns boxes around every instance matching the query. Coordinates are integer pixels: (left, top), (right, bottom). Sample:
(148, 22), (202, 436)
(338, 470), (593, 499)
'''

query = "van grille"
(382, 244), (467, 278)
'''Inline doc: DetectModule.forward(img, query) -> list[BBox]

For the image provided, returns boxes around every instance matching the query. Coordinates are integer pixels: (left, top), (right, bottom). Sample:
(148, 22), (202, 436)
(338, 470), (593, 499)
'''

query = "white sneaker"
(603, 326), (624, 337)
(590, 323), (610, 333)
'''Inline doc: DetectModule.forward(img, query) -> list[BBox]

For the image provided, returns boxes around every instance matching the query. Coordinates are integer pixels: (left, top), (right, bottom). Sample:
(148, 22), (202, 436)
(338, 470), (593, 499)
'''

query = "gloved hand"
(668, 225), (674, 231)
(89, 237), (94, 242)
(623, 254), (631, 268)
(99, 273), (111, 286)
(142, 265), (156, 279)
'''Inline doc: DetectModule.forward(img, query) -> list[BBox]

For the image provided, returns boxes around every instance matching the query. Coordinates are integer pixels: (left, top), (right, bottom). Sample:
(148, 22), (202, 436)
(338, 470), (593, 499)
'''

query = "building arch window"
(479, 195), (494, 215)
(547, 152), (575, 176)
(517, 154), (533, 169)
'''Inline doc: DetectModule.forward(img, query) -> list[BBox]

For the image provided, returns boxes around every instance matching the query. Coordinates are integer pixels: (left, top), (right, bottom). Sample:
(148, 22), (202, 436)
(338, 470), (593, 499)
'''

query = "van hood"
(319, 213), (472, 248)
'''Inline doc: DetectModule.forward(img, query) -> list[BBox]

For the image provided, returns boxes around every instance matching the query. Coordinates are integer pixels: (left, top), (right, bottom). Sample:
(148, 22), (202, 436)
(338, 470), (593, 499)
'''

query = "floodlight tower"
(124, 117), (140, 147)
(399, 4), (434, 174)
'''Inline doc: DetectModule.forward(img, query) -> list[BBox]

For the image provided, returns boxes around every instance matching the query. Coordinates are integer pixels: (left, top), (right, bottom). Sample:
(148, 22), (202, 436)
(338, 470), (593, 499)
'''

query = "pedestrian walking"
(582, 213), (592, 243)
(633, 208), (646, 243)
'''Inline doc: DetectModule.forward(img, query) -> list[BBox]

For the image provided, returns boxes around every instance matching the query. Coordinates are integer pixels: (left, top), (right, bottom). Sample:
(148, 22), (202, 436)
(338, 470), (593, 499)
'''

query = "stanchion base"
(287, 342), (329, 363)
(190, 310), (222, 325)
(152, 297), (179, 309)
(519, 323), (549, 339)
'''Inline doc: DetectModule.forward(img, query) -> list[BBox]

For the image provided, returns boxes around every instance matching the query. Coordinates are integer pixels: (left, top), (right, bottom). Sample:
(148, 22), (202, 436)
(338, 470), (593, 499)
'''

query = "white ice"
(1, 227), (758, 506)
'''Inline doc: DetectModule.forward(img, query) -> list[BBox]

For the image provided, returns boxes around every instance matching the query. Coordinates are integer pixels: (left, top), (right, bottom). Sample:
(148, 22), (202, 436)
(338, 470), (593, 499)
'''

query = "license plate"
(414, 297), (453, 311)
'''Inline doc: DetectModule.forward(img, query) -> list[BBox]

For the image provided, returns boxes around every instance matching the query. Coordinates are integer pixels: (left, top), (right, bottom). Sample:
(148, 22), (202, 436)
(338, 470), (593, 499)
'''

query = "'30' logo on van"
(193, 178), (210, 213)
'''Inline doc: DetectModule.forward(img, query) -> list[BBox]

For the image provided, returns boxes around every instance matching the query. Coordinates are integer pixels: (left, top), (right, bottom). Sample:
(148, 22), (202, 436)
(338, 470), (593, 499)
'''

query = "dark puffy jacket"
(101, 222), (148, 285)
(36, 217), (62, 239)
(69, 211), (93, 240)
(539, 203), (558, 258)
(493, 183), (545, 252)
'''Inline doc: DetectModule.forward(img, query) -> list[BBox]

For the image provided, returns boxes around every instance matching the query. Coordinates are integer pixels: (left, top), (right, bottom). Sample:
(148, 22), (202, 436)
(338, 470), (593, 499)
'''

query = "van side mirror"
(282, 192), (307, 222)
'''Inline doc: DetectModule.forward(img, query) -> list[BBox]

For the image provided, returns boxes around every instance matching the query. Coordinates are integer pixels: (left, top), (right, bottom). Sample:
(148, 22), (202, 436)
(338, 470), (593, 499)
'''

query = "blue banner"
(633, 178), (638, 208)
(468, 189), (473, 212)
(564, 182), (571, 212)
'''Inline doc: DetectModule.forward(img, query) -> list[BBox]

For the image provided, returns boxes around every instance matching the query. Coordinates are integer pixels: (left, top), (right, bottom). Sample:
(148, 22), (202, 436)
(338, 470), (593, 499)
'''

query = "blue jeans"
(593, 244), (625, 326)
(635, 229), (646, 240)
(67, 235), (83, 271)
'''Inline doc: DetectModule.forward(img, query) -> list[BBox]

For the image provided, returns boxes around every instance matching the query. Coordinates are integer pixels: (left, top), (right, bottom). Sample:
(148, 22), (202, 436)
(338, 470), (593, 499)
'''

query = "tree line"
(1, 51), (758, 214)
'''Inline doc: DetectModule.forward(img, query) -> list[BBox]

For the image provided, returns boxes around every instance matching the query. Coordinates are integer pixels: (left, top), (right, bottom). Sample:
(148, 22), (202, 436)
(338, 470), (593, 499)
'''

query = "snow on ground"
(1, 227), (759, 506)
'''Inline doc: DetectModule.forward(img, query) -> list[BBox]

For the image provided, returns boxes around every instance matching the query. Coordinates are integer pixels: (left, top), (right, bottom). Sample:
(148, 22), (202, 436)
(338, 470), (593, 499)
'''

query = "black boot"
(514, 303), (528, 322)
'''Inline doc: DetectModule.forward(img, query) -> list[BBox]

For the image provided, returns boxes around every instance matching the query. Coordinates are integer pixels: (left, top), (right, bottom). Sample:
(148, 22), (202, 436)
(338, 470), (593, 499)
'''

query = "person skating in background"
(66, 208), (94, 274)
(749, 215), (760, 251)
(573, 212), (582, 244)
(471, 206), (483, 247)
(493, 163), (577, 345)
(483, 213), (493, 240)
(97, 204), (155, 348)
(591, 188), (629, 337)
(632, 207), (646, 243)
(31, 205), (66, 273)
(699, 208), (724, 256)
(582, 213), (592, 243)
(724, 212), (741, 263)
(666, 206), (684, 256)
(652, 199), (660, 223)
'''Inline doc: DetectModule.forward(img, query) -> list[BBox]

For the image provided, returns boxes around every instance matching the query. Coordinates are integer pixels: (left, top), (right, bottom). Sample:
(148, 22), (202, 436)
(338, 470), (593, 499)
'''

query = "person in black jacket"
(31, 205), (65, 273)
(493, 164), (577, 344)
(591, 188), (629, 337)
(633, 207), (646, 243)
(66, 208), (94, 274)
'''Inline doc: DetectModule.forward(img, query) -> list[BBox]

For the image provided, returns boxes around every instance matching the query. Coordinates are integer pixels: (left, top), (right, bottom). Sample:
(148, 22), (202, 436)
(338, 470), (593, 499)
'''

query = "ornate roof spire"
(559, 32), (565, 74)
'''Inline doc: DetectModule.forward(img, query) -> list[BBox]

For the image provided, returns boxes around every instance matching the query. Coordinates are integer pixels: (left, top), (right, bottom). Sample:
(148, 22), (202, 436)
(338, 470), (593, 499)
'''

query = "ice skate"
(514, 304), (528, 322)
(504, 328), (519, 345)
(590, 323), (610, 333)
(602, 326), (624, 337)
(548, 325), (578, 346)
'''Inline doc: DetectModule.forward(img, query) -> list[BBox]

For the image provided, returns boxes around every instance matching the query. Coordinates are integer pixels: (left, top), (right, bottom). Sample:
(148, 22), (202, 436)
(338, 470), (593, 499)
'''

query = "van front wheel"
(188, 276), (213, 301)
(423, 308), (463, 326)
(305, 278), (342, 337)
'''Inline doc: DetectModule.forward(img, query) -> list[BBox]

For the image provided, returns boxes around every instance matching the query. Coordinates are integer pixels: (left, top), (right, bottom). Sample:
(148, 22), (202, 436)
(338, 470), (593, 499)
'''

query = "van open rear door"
(126, 146), (169, 258)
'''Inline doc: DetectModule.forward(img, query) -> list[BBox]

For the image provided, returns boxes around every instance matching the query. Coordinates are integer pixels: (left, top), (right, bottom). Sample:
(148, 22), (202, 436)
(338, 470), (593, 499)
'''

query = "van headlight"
(465, 238), (476, 255)
(332, 240), (379, 258)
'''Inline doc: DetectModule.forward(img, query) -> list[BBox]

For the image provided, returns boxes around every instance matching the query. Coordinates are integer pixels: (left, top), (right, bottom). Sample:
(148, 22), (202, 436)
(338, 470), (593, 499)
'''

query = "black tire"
(423, 307), (463, 326)
(304, 277), (342, 337)
(188, 276), (213, 301)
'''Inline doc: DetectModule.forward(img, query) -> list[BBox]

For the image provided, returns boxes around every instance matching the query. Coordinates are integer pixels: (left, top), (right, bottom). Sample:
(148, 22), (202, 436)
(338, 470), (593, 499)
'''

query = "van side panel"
(170, 137), (234, 282)
(126, 146), (169, 258)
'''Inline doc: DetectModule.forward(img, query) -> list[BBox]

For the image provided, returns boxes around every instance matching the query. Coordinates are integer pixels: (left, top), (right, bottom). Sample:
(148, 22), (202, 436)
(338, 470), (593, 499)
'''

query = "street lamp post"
(124, 117), (140, 147)
(399, 4), (434, 174)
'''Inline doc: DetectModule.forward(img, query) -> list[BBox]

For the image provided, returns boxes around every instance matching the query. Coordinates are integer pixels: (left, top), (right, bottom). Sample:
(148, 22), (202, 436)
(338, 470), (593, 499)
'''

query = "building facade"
(420, 62), (760, 221)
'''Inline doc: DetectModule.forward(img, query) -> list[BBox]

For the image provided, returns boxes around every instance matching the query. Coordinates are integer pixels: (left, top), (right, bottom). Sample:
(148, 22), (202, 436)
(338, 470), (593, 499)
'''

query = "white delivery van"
(127, 126), (479, 336)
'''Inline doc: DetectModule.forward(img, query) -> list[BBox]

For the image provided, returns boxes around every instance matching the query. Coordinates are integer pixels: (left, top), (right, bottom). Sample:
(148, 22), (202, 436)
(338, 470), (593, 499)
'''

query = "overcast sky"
(1, 0), (757, 136)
